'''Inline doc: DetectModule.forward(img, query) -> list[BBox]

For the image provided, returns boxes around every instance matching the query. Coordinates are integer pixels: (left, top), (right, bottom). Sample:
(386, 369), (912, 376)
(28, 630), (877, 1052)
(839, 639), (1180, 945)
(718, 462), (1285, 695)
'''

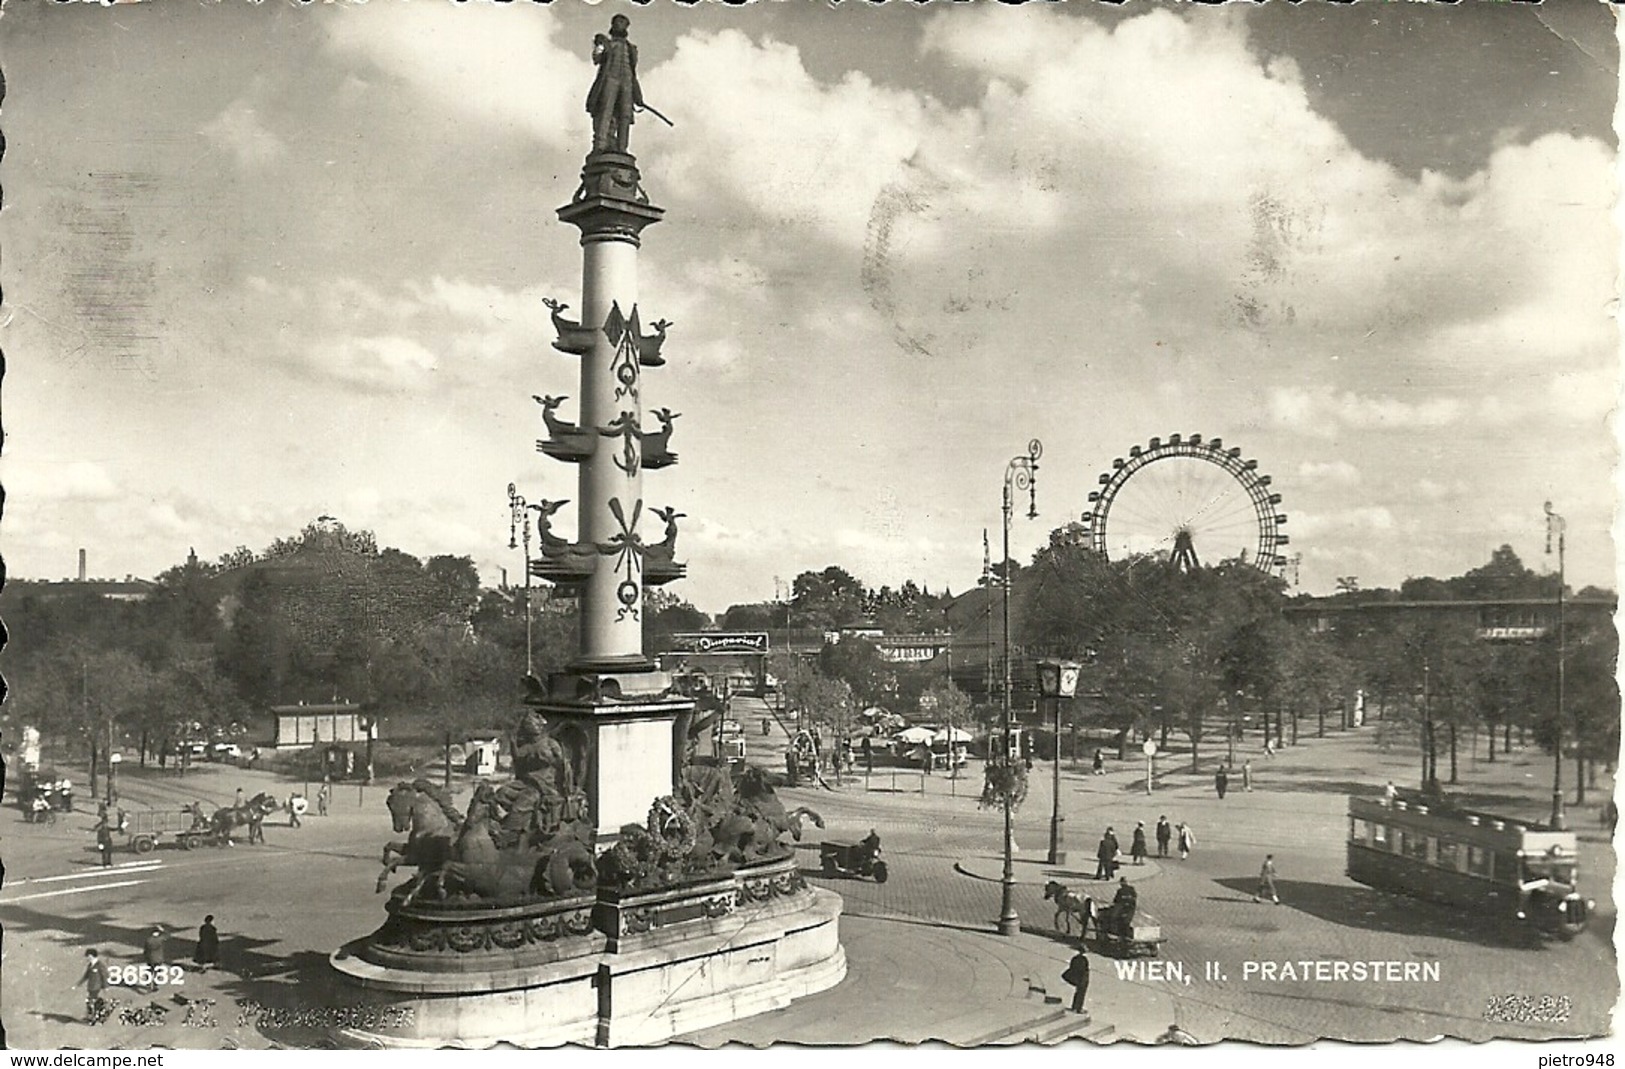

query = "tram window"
(1435, 840), (1460, 871)
(1372, 823), (1388, 846)
(1466, 846), (1493, 877)
(1402, 832), (1431, 862)
(1351, 819), (1368, 843)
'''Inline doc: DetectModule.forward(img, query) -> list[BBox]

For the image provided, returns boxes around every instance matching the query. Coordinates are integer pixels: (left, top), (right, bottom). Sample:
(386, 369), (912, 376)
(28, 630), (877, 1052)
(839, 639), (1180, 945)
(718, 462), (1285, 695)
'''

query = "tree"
(791, 566), (868, 629)
(817, 637), (891, 708)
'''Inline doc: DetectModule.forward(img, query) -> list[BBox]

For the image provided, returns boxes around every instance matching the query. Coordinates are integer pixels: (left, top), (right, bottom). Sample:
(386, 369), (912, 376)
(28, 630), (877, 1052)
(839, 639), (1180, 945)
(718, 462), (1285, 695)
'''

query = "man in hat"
(586, 15), (643, 153)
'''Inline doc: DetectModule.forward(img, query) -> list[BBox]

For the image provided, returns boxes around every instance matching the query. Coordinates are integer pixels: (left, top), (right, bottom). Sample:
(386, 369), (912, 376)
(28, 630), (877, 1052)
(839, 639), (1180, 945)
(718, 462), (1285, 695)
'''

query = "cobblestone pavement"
(747, 726), (1620, 1046)
(5, 727), (1617, 1050)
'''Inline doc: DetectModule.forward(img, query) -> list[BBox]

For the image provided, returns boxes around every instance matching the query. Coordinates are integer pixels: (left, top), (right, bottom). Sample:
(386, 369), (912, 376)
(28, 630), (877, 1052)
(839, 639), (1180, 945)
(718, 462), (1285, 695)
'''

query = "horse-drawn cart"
(122, 809), (197, 854)
(1095, 911), (1164, 959)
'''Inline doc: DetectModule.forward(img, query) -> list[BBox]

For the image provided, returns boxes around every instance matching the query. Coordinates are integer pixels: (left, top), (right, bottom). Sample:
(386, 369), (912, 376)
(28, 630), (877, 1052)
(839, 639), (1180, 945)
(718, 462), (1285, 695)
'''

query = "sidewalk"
(681, 910), (1176, 1047)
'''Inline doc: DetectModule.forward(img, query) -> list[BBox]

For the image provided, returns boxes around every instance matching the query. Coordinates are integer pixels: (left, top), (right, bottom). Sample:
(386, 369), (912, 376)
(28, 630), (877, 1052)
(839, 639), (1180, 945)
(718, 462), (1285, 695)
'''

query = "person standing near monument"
(1176, 821), (1195, 860)
(1155, 815), (1172, 858)
(586, 15), (643, 154)
(1063, 943), (1090, 1015)
(194, 915), (219, 972)
(1131, 821), (1148, 865)
(96, 817), (114, 868)
(75, 949), (110, 1023)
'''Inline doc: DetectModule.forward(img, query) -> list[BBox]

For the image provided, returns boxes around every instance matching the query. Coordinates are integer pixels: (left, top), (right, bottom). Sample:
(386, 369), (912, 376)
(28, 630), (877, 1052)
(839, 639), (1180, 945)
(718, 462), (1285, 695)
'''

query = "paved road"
(3, 727), (1616, 1049)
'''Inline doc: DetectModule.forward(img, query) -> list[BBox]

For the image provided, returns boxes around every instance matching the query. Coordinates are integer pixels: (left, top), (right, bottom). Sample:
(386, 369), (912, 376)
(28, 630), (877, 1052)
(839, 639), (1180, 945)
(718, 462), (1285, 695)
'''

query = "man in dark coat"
(1131, 822), (1148, 865)
(587, 15), (643, 153)
(1215, 766), (1229, 799)
(1110, 876), (1139, 937)
(1094, 827), (1119, 880)
(1063, 944), (1090, 1014)
(96, 819), (114, 868)
(194, 915), (219, 971)
(1155, 816), (1173, 858)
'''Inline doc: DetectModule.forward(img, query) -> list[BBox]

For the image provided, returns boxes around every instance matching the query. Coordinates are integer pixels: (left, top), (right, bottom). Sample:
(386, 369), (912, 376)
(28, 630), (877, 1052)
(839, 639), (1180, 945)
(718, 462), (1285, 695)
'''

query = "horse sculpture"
(211, 793), (280, 846)
(706, 765), (824, 866)
(376, 780), (462, 894)
(417, 785), (548, 902)
(1044, 880), (1098, 938)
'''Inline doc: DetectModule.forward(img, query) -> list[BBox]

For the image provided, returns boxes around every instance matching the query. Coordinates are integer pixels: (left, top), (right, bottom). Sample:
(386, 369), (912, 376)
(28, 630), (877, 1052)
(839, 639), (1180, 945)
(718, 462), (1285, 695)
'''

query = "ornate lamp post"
(1545, 501), (1567, 830)
(1036, 657), (1079, 865)
(997, 439), (1041, 937)
(508, 483), (536, 678)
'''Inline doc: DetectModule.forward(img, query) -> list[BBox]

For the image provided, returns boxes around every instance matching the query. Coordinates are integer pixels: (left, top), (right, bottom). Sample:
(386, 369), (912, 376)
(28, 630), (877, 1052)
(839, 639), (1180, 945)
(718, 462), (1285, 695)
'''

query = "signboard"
(670, 632), (770, 654)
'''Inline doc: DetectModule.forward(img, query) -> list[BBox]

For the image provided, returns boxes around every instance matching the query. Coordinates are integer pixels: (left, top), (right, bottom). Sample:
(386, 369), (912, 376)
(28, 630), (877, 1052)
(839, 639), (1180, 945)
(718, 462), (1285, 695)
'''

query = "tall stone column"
(534, 150), (690, 839)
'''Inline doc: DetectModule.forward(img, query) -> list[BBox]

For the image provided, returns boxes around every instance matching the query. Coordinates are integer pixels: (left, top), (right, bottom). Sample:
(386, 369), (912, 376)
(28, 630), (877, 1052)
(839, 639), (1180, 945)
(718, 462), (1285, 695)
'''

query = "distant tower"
(78, 548), (87, 582)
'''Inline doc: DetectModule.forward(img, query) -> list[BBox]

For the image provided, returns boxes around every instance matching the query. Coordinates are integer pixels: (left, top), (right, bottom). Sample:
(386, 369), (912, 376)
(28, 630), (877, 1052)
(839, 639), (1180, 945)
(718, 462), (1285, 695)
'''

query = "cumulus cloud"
(3, 459), (120, 502)
(200, 101), (285, 167)
(1297, 460), (1361, 487)
(323, 4), (589, 149)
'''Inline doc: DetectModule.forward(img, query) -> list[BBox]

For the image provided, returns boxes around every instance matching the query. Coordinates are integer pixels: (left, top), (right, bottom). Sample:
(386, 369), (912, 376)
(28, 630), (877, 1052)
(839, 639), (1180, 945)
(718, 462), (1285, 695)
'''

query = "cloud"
(1269, 387), (1467, 435)
(200, 101), (285, 167)
(1297, 460), (1361, 487)
(323, 4), (589, 149)
(3, 459), (120, 502)
(306, 334), (440, 391)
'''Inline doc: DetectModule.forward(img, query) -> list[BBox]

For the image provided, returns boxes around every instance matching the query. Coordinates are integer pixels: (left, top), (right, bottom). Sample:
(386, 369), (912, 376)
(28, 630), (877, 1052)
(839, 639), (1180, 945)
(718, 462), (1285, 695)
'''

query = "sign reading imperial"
(670, 632), (771, 654)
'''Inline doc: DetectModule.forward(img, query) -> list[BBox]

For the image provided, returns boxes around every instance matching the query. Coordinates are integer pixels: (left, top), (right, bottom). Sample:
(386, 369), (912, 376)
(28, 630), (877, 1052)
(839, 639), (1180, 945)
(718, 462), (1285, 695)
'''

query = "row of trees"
(1017, 529), (1618, 796)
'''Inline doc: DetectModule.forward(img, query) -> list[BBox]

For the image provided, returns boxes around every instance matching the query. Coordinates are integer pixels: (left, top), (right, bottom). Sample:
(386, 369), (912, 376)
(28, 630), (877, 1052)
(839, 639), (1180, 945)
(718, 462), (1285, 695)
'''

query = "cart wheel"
(181, 834), (198, 851)
(822, 855), (837, 875)
(134, 836), (156, 855)
(872, 861), (888, 884)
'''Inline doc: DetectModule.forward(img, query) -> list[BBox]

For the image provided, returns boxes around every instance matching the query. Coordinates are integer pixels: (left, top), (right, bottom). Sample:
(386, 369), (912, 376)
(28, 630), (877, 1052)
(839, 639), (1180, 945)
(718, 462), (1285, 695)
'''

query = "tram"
(1347, 792), (1591, 939)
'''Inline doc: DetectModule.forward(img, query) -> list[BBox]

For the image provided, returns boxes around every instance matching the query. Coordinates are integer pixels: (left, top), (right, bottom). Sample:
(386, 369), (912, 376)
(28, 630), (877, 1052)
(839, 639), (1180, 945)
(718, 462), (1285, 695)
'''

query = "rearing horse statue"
(376, 780), (462, 894)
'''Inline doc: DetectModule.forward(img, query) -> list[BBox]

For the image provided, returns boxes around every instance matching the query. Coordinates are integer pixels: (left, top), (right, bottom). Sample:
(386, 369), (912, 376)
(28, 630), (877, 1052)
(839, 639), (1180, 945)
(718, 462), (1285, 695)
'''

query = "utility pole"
(1545, 502), (1567, 830)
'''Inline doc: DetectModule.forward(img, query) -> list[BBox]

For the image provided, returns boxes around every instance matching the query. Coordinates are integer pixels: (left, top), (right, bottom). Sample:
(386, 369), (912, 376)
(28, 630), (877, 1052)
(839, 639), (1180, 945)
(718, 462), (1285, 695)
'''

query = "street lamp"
(1036, 657), (1079, 865)
(1545, 501), (1567, 830)
(508, 483), (536, 678)
(997, 439), (1041, 937)
(107, 751), (122, 806)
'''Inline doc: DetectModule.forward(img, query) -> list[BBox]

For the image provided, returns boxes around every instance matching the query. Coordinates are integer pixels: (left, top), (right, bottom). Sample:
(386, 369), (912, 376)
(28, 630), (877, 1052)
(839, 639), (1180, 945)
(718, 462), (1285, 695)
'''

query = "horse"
(416, 785), (546, 902)
(211, 793), (280, 845)
(376, 780), (462, 893)
(1044, 881), (1098, 938)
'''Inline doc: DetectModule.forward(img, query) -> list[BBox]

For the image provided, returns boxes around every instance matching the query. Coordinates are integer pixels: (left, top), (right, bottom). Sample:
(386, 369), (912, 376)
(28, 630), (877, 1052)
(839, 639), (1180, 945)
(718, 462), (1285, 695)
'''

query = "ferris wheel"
(1079, 434), (1288, 574)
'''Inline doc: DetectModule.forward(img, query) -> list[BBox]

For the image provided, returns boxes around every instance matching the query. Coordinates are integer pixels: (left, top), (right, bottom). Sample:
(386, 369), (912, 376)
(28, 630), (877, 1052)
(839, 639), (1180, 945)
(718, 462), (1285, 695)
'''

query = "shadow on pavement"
(1211, 877), (1543, 949)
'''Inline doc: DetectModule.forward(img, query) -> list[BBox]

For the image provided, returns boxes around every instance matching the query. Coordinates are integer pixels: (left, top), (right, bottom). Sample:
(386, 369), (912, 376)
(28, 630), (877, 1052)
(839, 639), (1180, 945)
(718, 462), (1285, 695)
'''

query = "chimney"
(78, 549), (87, 583)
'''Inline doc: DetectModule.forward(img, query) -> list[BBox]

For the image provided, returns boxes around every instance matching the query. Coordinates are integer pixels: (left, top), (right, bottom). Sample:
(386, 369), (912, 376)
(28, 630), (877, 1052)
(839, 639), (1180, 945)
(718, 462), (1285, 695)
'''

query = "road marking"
(116, 857), (168, 868)
(24, 862), (165, 885)
(1, 879), (150, 904)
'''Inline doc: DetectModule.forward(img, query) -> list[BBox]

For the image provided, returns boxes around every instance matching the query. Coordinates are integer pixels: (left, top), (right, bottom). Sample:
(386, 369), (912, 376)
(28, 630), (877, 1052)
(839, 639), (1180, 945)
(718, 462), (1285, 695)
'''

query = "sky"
(0, 0), (1618, 615)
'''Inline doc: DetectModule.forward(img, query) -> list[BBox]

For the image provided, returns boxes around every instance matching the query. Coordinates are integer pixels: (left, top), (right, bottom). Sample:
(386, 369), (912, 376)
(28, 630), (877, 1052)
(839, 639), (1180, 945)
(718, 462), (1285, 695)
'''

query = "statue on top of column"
(587, 15), (643, 154)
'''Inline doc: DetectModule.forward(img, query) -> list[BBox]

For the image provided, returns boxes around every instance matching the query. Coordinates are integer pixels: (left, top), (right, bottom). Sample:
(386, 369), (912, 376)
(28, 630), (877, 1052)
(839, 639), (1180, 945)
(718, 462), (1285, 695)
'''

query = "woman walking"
(1176, 821), (1195, 860)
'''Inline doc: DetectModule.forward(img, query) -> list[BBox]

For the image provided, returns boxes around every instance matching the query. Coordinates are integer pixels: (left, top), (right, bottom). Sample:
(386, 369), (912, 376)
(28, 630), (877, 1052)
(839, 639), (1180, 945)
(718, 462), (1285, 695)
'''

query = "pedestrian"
(1155, 815), (1172, 858)
(1092, 748), (1105, 776)
(1242, 761), (1252, 792)
(1263, 738), (1275, 758)
(194, 915), (219, 971)
(1383, 780), (1398, 807)
(96, 818), (114, 868)
(287, 793), (308, 827)
(1062, 943), (1090, 1015)
(1254, 853), (1281, 904)
(1094, 827), (1119, 880)
(1177, 821), (1195, 860)
(75, 948), (110, 1023)
(317, 777), (331, 817)
(1131, 822), (1148, 865)
(234, 787), (245, 808)
(1215, 766), (1229, 800)
(140, 925), (168, 992)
